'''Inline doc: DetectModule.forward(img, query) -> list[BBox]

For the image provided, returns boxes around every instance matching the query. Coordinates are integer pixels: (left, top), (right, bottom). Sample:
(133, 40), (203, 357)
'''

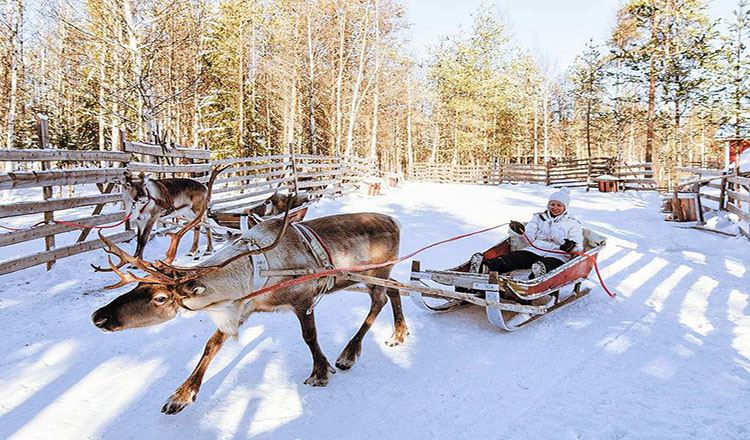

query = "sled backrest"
(582, 228), (606, 251)
(509, 226), (606, 252)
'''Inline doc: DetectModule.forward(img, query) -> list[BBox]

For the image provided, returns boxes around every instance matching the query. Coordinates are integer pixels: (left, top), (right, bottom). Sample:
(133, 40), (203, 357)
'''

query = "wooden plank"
(124, 141), (210, 160)
(0, 211), (126, 248)
(0, 193), (122, 219)
(210, 187), (291, 211)
(343, 272), (545, 314)
(35, 115), (56, 271)
(0, 230), (135, 276)
(77, 182), (116, 243)
(727, 189), (750, 203)
(212, 172), (290, 194)
(0, 148), (130, 163)
(675, 167), (723, 176)
(211, 154), (290, 165)
(701, 193), (722, 203)
(296, 154), (340, 161)
(213, 176), (294, 196)
(127, 162), (213, 174)
(613, 170), (654, 177)
(727, 202), (750, 222)
(727, 176), (750, 186)
(0, 168), (123, 190)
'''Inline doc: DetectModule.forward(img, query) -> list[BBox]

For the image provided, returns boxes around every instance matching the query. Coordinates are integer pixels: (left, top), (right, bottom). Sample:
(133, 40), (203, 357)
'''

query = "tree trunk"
(5, 0), (22, 151)
(406, 74), (413, 176)
(334, 8), (347, 156)
(238, 17), (246, 153)
(543, 82), (549, 163)
(369, 0), (380, 158)
(307, 10), (316, 155)
(344, 10), (370, 156)
(645, 13), (657, 163)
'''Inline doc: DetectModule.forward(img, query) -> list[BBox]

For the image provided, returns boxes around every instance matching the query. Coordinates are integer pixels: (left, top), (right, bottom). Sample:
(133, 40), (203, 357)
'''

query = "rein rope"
(196, 222), (511, 310)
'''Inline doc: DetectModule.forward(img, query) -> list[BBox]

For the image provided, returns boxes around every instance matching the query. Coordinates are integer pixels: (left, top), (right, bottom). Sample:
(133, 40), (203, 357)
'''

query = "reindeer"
(90, 200), (409, 415)
(119, 169), (220, 260)
(246, 191), (310, 218)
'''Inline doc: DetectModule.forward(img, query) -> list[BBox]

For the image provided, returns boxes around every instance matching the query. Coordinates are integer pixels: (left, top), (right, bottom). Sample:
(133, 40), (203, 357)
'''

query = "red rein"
(236, 222), (510, 303)
(521, 231), (617, 298)
(237, 222), (617, 305)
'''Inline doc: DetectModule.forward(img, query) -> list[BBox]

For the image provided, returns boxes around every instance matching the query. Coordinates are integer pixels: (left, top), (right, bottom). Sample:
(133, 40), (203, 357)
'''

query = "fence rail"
(411, 158), (635, 188)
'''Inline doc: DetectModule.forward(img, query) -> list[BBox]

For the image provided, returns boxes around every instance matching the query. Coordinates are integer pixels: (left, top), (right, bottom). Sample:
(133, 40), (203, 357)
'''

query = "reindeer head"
(91, 192), (295, 333)
(120, 170), (150, 203)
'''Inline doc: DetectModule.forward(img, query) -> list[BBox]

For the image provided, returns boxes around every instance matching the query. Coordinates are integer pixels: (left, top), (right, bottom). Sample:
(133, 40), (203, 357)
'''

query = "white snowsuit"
(511, 210), (584, 261)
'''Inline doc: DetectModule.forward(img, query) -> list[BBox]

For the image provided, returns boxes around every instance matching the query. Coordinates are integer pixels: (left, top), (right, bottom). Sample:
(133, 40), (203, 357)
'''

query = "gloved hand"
(560, 239), (577, 253)
(509, 220), (525, 234)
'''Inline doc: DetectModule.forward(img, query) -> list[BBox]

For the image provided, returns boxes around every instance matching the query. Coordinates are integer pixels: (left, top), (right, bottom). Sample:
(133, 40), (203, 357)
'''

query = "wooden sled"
(407, 228), (607, 331)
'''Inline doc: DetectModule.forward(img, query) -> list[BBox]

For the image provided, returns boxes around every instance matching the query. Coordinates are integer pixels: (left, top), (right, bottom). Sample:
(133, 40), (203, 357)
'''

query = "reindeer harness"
(291, 223), (337, 293)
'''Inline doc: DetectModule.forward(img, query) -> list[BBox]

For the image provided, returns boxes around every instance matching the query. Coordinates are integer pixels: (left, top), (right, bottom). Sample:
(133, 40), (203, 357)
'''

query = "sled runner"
(407, 227), (607, 331)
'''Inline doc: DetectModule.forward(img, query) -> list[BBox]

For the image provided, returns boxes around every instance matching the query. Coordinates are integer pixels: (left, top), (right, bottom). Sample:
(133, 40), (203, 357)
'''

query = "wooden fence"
(0, 121), (379, 276)
(0, 119), (133, 275)
(676, 167), (750, 238)
(411, 158), (627, 188)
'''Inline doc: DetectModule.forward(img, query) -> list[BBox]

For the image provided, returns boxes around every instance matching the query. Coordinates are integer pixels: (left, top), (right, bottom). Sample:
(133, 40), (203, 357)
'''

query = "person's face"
(548, 200), (566, 217)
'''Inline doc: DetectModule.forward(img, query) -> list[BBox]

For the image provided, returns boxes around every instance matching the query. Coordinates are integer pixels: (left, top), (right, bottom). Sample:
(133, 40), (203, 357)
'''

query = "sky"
(402, 0), (737, 73)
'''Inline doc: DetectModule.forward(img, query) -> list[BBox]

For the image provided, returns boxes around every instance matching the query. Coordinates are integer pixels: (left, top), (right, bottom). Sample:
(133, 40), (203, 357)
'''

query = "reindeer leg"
(336, 282), (388, 370)
(385, 287), (409, 347)
(188, 223), (201, 258)
(203, 211), (214, 255)
(133, 216), (157, 261)
(162, 329), (228, 415)
(295, 307), (335, 387)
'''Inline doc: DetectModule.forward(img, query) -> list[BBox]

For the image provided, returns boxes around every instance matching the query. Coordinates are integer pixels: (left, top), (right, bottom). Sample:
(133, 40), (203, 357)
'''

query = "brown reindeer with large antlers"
(90, 196), (408, 415)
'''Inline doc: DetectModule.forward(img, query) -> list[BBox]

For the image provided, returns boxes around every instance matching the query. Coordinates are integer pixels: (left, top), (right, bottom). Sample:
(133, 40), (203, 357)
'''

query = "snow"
(702, 211), (743, 236)
(1, 182), (749, 439)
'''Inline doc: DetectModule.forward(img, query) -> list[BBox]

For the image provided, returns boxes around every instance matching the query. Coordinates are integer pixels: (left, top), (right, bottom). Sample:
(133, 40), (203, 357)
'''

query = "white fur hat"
(549, 187), (571, 208)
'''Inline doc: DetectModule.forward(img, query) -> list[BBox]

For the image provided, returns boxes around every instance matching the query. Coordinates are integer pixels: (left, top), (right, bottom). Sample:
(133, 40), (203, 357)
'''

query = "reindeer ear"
(183, 281), (207, 296)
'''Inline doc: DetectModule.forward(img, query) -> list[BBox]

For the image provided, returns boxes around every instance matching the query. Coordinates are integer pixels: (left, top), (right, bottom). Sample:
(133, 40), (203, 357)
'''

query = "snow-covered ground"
(1, 182), (749, 440)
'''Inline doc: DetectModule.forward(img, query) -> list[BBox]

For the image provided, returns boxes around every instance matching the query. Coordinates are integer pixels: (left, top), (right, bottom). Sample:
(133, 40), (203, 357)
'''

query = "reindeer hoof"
(161, 390), (196, 415)
(304, 375), (329, 387)
(385, 329), (410, 347)
(335, 353), (358, 371)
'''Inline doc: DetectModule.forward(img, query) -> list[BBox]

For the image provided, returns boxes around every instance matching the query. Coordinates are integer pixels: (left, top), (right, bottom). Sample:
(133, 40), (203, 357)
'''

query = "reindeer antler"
(97, 230), (176, 288)
(103, 256), (163, 289)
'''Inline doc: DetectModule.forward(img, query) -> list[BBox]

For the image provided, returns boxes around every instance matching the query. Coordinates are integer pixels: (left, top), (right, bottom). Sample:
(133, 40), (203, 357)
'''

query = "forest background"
(1, 0), (748, 174)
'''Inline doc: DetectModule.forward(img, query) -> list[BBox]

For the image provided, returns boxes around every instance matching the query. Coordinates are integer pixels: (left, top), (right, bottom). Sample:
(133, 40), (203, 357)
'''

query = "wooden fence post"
(545, 161), (551, 186)
(36, 114), (56, 270)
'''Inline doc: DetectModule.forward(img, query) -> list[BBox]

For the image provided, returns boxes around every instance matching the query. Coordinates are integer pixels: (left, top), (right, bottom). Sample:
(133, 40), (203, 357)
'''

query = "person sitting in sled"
(469, 187), (583, 279)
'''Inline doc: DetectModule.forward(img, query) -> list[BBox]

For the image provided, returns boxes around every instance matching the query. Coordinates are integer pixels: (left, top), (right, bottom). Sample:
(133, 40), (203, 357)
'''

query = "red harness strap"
(141, 181), (175, 214)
